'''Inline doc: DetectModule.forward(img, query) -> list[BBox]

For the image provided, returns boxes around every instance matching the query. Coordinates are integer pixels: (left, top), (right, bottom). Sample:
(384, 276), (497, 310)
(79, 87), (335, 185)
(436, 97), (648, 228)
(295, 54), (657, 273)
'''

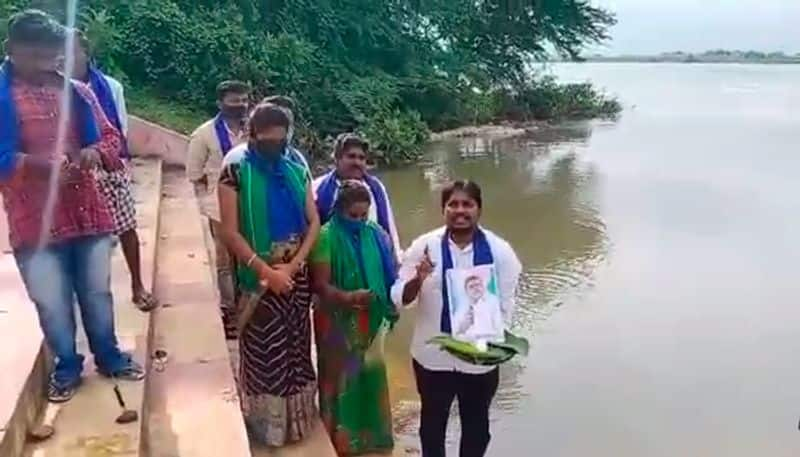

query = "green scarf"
(237, 158), (308, 291)
(327, 217), (397, 347)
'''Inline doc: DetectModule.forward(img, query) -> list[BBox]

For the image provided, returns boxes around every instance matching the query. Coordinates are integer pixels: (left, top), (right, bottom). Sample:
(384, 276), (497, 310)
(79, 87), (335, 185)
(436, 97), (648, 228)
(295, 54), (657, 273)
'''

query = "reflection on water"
(380, 123), (610, 452)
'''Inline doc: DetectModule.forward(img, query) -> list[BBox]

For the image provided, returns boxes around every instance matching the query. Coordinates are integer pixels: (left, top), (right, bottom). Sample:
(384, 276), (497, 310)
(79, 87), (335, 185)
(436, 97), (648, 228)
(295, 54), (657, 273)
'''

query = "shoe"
(48, 379), (78, 403)
(98, 360), (146, 381)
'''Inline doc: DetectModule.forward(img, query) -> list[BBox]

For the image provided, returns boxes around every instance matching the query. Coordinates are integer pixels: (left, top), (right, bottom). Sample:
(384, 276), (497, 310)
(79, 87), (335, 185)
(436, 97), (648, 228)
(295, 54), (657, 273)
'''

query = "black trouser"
(413, 359), (500, 457)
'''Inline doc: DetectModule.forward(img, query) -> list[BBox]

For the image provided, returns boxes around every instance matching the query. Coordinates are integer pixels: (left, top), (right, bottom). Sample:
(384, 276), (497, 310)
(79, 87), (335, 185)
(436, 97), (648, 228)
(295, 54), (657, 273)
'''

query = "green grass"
(127, 87), (207, 135)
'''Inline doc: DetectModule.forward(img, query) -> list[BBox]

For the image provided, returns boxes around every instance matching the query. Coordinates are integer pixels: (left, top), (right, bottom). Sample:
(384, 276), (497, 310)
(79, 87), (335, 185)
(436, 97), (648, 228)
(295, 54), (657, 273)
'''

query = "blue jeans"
(15, 235), (129, 388)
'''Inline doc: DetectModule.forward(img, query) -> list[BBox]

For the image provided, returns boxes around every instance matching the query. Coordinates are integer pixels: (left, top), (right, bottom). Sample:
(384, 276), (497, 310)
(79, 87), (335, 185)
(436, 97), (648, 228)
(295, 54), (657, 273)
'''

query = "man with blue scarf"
(70, 31), (158, 311)
(186, 80), (250, 338)
(312, 133), (402, 258)
(0, 10), (144, 403)
(391, 180), (522, 457)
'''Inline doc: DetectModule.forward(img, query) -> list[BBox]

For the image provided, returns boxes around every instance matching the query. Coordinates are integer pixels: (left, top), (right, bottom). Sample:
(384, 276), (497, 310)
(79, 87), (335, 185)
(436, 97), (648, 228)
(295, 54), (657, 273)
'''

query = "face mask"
(337, 214), (367, 234)
(252, 139), (287, 157)
(222, 104), (247, 120)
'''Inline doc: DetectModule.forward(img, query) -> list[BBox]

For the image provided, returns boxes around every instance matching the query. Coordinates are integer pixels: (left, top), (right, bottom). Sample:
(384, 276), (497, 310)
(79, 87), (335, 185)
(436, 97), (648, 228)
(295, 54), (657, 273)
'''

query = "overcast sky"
(593, 0), (800, 55)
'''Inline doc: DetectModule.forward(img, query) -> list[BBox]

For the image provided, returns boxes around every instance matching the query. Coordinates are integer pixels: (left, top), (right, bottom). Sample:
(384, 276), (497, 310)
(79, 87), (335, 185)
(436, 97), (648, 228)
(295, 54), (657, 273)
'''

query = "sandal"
(133, 290), (159, 312)
(48, 378), (79, 403)
(98, 360), (146, 381)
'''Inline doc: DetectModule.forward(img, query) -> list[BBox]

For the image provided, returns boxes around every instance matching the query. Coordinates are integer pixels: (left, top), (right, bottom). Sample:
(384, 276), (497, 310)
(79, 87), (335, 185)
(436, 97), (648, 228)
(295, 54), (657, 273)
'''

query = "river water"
(380, 63), (800, 456)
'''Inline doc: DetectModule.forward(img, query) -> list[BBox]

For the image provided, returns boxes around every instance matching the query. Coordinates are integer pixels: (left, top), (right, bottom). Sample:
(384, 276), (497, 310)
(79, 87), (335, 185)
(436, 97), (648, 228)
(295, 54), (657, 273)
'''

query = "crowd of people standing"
(1, 9), (523, 457)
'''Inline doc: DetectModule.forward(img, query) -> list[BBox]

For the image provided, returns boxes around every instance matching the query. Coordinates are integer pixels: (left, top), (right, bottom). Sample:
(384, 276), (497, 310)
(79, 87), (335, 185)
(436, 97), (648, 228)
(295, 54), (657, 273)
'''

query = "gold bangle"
(246, 253), (258, 268)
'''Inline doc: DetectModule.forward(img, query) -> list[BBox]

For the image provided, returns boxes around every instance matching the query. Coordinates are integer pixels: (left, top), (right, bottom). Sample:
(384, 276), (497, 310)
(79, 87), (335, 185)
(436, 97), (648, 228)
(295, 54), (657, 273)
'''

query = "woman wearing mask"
(309, 181), (399, 456)
(218, 103), (321, 446)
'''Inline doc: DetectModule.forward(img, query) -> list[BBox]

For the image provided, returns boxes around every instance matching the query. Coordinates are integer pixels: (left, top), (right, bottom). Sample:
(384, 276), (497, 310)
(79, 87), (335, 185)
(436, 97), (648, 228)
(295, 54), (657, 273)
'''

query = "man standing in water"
(391, 180), (522, 457)
(0, 10), (144, 402)
(313, 133), (402, 256)
(186, 80), (250, 339)
(70, 31), (158, 311)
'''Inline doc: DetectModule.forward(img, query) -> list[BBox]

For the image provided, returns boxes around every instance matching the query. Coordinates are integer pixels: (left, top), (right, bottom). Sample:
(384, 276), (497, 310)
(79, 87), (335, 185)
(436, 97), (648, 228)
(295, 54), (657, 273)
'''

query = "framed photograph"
(445, 264), (505, 344)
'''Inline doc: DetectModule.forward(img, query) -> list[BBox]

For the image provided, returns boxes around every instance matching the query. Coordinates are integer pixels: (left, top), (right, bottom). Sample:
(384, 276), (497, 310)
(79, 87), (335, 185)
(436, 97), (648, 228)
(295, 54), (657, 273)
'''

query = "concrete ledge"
(0, 337), (49, 457)
(143, 167), (251, 456)
(129, 116), (189, 167)
(0, 209), (48, 456)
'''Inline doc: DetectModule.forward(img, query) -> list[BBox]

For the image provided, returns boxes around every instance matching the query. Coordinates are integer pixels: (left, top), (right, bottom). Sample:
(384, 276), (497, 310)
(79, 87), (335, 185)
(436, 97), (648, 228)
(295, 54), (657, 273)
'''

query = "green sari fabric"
(328, 216), (395, 346)
(311, 218), (397, 455)
(237, 158), (308, 292)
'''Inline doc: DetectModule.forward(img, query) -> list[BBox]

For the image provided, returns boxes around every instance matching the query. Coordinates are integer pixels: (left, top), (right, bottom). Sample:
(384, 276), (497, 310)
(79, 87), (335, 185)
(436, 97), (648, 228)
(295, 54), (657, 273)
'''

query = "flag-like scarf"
(327, 215), (398, 347)
(236, 150), (308, 291)
(87, 65), (128, 158)
(315, 170), (391, 233)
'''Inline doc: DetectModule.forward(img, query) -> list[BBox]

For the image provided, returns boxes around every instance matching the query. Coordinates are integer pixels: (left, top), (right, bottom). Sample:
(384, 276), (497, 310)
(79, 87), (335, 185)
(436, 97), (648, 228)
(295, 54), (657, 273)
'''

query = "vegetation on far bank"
(3, 0), (621, 164)
(583, 49), (800, 64)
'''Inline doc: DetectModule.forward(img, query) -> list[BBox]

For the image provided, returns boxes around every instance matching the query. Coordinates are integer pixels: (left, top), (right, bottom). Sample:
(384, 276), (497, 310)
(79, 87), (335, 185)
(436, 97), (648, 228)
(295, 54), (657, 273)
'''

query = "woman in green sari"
(218, 103), (320, 446)
(310, 180), (399, 456)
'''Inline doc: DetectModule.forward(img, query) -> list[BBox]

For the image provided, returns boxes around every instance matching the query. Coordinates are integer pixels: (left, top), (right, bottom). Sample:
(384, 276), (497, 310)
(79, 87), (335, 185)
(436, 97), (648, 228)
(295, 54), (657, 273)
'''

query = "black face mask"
(221, 104), (248, 120)
(252, 139), (287, 157)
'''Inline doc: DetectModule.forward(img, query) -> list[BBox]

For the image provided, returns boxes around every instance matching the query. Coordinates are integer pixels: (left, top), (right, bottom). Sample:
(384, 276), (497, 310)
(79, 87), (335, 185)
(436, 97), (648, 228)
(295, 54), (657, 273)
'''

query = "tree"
(2, 0), (619, 163)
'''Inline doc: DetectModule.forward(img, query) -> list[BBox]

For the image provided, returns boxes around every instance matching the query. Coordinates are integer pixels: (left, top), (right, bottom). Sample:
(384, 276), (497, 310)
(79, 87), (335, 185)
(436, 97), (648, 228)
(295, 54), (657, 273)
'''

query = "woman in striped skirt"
(217, 103), (321, 446)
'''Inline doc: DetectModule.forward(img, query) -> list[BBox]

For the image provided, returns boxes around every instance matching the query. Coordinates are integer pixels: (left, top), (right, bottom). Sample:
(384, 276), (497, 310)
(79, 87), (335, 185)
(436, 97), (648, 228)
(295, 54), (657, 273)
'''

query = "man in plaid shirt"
(71, 30), (159, 312)
(0, 10), (144, 403)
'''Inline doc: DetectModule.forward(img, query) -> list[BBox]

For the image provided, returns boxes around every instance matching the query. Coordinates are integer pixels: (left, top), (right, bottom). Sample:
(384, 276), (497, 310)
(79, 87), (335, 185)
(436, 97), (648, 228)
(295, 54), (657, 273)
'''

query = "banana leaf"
(427, 331), (530, 366)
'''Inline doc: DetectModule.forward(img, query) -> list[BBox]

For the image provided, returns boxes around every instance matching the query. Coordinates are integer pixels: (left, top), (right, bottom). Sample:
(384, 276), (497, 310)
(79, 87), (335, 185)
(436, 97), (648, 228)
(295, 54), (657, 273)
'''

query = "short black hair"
(261, 95), (295, 112)
(335, 181), (372, 212)
(248, 103), (290, 134)
(464, 275), (484, 287)
(7, 9), (65, 47)
(216, 80), (251, 101)
(333, 132), (369, 159)
(441, 180), (483, 209)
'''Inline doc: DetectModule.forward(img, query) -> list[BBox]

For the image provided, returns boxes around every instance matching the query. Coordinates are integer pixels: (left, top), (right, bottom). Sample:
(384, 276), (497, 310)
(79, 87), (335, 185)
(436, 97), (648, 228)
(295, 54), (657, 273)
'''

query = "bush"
(360, 109), (431, 166)
(500, 75), (621, 121)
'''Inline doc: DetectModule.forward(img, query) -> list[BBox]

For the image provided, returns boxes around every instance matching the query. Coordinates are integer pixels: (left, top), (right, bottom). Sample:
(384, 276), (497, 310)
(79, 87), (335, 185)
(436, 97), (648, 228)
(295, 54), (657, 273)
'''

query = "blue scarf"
(440, 228), (494, 334)
(244, 149), (307, 242)
(87, 65), (128, 159)
(315, 170), (391, 233)
(0, 59), (99, 179)
(285, 145), (310, 172)
(214, 114), (234, 156)
(337, 215), (397, 295)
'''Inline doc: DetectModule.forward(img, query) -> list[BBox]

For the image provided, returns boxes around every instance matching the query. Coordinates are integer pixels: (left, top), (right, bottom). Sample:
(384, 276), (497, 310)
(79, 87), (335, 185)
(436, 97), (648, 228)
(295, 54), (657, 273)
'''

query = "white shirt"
(103, 75), (128, 135)
(390, 226), (522, 374)
(312, 173), (402, 258)
(186, 119), (248, 221)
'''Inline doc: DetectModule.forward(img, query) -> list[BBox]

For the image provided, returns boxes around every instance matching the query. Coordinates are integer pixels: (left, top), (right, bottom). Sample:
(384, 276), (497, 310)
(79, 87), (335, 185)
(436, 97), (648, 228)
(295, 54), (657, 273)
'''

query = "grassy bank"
(126, 87), (206, 136)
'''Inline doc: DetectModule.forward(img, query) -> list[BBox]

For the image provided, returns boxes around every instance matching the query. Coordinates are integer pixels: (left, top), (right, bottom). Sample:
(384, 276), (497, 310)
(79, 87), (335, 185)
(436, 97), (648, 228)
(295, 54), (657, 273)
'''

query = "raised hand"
(416, 246), (435, 281)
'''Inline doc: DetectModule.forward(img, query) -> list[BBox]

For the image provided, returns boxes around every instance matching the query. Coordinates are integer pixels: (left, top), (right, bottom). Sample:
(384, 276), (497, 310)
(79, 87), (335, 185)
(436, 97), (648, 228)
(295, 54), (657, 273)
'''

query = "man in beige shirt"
(186, 80), (250, 339)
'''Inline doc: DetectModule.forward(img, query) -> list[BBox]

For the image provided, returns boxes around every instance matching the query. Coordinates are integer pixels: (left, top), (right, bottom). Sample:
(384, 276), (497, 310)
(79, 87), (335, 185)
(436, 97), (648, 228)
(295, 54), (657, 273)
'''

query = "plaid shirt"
(0, 79), (123, 250)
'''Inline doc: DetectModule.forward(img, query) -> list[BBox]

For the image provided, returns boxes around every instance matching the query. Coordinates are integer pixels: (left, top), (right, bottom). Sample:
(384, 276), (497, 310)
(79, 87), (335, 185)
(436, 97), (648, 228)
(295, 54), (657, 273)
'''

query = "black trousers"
(413, 359), (500, 457)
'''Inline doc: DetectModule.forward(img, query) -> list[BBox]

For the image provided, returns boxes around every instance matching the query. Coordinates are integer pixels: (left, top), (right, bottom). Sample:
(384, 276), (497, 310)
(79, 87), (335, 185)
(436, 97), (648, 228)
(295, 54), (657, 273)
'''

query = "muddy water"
(380, 63), (800, 456)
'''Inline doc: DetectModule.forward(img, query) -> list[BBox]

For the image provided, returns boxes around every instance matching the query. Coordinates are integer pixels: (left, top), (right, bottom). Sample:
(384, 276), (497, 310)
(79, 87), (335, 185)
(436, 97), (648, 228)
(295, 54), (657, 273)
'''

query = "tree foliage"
(1, 0), (619, 163)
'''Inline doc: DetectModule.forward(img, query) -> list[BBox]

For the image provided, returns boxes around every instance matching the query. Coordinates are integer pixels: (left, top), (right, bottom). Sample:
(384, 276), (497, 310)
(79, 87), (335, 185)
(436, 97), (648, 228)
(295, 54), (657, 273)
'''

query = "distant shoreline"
(570, 51), (800, 65)
(578, 58), (800, 65)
